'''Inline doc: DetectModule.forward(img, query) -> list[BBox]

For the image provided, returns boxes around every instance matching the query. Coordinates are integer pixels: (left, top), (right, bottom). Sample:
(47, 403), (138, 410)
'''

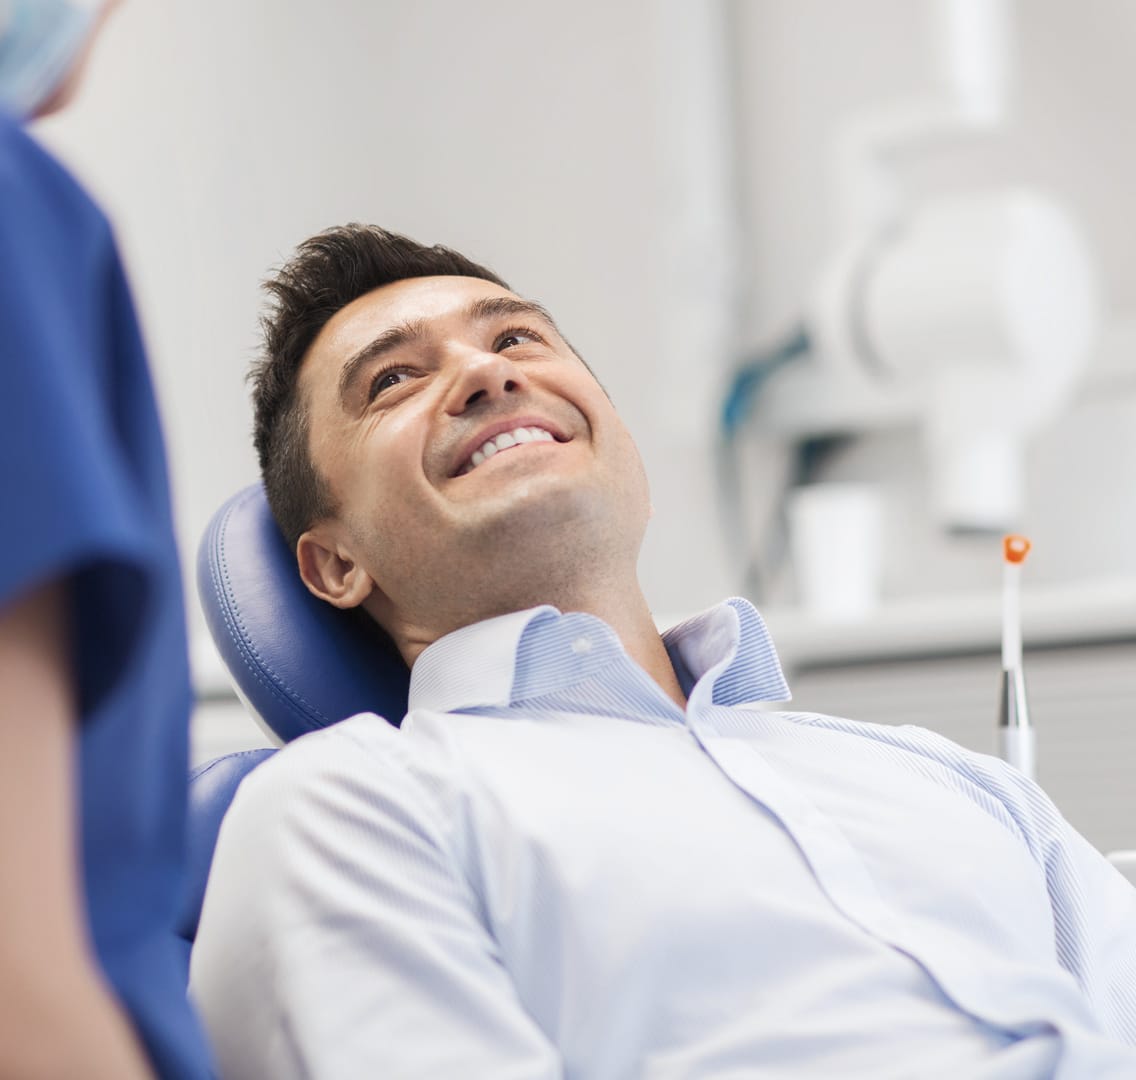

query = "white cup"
(787, 483), (883, 621)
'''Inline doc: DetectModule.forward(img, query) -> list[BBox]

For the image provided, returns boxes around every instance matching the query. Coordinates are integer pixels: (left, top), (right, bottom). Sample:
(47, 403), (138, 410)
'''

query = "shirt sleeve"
(0, 118), (160, 715)
(190, 719), (563, 1080)
(956, 748), (1136, 1043)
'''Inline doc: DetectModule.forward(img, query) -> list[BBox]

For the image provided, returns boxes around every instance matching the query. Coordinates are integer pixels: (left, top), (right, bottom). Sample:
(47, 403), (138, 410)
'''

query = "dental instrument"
(999, 534), (1034, 780)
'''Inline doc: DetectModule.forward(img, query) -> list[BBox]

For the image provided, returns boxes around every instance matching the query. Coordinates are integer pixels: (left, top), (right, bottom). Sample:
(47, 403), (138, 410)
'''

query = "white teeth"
(462, 425), (557, 475)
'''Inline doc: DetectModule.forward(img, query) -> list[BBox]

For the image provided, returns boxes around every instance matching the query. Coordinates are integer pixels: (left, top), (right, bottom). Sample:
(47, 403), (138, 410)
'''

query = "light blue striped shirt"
(192, 598), (1136, 1078)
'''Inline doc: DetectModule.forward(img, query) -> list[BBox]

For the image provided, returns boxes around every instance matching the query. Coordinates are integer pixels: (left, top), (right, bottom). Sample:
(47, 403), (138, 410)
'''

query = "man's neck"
(575, 588), (688, 710)
(390, 583), (688, 711)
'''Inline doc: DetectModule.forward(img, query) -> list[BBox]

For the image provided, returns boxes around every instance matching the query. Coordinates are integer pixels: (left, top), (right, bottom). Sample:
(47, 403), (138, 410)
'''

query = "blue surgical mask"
(0, 0), (101, 120)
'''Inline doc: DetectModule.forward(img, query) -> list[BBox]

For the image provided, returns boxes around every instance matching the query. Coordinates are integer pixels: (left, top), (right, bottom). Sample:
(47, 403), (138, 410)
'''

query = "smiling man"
(289, 267), (680, 704)
(190, 225), (1136, 1080)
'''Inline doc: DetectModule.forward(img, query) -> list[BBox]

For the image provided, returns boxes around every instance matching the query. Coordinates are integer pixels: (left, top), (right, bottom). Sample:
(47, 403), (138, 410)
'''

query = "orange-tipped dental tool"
(999, 535), (1034, 780)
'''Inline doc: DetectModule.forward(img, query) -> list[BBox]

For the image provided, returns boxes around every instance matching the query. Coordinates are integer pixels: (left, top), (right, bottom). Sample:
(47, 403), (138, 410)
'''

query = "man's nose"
(443, 348), (526, 415)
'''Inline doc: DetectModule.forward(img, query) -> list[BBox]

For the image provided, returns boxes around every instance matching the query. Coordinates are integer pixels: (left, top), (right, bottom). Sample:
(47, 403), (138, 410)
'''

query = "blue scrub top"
(0, 113), (213, 1078)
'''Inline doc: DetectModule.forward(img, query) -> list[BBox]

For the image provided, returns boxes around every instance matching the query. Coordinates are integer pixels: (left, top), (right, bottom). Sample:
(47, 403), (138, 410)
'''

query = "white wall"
(36, 0), (1136, 638)
(39, 0), (745, 631)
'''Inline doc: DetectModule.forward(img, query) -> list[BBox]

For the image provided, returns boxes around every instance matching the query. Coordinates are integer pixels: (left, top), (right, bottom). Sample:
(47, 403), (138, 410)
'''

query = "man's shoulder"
(741, 705), (1017, 785)
(756, 706), (967, 750)
(238, 712), (403, 795)
(226, 709), (470, 838)
(747, 705), (1039, 829)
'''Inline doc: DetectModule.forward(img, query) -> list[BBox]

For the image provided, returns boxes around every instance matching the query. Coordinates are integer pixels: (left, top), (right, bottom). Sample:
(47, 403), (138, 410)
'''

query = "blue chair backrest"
(183, 485), (411, 956)
(196, 484), (410, 741)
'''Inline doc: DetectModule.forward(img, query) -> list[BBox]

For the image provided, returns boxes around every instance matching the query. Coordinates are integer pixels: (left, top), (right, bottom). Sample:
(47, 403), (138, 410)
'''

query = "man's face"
(297, 275), (651, 633)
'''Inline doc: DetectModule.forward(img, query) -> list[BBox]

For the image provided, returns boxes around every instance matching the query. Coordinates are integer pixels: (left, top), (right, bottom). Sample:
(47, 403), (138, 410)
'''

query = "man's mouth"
(456, 424), (561, 477)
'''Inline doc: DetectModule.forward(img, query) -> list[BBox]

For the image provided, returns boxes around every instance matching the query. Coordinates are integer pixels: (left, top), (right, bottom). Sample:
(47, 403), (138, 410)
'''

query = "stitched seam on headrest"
(188, 747), (274, 783)
(211, 491), (330, 732)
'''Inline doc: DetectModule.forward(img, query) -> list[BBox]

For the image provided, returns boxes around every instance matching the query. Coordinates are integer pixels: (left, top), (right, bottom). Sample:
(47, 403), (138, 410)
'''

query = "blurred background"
(35, 0), (1136, 847)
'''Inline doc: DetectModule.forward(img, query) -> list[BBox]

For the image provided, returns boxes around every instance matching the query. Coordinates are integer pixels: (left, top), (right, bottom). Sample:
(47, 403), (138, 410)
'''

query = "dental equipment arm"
(800, 0), (1099, 532)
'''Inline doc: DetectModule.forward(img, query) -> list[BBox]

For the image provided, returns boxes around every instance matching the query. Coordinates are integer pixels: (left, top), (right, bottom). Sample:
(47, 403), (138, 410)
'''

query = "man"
(191, 224), (1136, 1078)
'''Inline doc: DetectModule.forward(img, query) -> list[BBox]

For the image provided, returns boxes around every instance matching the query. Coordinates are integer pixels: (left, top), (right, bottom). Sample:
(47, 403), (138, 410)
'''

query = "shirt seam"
(766, 708), (1034, 848)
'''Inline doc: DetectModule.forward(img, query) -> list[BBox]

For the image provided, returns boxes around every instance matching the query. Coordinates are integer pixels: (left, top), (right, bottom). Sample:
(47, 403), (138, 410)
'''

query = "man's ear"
(296, 527), (374, 610)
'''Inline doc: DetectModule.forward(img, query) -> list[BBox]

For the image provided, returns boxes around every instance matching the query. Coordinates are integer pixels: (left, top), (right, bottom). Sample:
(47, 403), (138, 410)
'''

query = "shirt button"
(571, 636), (592, 655)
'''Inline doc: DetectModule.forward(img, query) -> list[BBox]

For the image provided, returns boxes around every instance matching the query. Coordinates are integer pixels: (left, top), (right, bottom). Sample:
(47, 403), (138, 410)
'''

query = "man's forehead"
(314, 275), (521, 364)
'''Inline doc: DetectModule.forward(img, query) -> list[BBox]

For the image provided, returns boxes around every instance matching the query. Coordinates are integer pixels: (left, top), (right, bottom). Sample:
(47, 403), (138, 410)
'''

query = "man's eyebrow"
(337, 318), (428, 407)
(337, 295), (561, 408)
(466, 295), (561, 332)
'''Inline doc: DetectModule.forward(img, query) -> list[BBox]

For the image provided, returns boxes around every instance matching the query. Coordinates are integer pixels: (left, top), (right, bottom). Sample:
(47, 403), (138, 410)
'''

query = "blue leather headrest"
(196, 484), (410, 742)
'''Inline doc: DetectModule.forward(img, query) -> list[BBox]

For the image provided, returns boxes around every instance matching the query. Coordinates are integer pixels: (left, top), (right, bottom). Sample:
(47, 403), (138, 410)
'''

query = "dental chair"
(177, 484), (411, 959)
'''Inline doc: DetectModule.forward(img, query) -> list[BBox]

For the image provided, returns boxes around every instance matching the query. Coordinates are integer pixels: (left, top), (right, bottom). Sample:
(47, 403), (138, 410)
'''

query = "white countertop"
(739, 576), (1136, 668)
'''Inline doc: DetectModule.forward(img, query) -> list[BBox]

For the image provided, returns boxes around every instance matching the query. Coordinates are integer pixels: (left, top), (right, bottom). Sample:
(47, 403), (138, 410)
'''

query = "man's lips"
(450, 416), (571, 477)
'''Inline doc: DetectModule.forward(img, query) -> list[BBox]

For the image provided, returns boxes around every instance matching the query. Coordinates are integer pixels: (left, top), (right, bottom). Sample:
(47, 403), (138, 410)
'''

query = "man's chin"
(453, 480), (609, 547)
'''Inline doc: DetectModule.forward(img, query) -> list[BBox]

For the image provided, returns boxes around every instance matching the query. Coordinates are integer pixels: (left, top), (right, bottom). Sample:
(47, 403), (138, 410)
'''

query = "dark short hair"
(250, 224), (510, 550)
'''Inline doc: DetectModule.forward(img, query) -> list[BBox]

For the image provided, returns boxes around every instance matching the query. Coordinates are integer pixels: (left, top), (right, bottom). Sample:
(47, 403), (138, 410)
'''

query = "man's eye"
(496, 327), (542, 351)
(367, 368), (412, 402)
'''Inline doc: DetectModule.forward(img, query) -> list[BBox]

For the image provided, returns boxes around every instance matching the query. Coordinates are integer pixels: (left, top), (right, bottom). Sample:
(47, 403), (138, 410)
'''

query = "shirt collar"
(408, 606), (557, 714)
(407, 596), (791, 715)
(662, 596), (791, 709)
